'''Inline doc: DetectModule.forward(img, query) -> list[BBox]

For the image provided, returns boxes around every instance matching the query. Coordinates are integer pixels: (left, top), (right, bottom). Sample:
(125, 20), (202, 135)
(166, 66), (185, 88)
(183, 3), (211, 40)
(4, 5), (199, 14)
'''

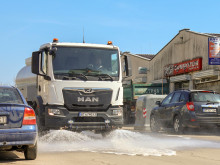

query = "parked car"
(150, 89), (220, 134)
(0, 86), (37, 160)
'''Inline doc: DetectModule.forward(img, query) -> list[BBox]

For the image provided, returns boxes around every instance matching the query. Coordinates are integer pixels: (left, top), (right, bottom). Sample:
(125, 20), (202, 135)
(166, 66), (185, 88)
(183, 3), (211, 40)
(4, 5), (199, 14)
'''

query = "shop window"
(174, 81), (189, 90)
(194, 76), (218, 84)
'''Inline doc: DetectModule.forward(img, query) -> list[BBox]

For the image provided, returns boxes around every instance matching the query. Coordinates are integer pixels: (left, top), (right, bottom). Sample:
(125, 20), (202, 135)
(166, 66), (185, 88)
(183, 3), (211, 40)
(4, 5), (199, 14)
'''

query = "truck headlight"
(48, 109), (61, 116)
(112, 109), (122, 116)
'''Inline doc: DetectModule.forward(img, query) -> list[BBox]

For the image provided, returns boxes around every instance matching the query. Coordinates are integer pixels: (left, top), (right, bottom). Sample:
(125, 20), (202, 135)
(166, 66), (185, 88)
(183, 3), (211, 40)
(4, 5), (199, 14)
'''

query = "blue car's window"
(161, 93), (173, 105)
(191, 92), (220, 102)
(179, 93), (187, 102)
(0, 88), (23, 104)
(170, 92), (181, 103)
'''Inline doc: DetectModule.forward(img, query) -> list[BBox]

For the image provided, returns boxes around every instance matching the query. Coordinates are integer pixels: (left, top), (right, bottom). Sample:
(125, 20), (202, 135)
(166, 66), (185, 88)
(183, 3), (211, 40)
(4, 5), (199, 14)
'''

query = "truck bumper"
(44, 105), (123, 131)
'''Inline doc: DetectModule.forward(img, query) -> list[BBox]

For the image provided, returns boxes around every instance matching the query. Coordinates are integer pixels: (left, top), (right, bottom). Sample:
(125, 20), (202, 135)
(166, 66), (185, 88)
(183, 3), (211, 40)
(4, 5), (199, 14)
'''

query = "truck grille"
(63, 88), (112, 112)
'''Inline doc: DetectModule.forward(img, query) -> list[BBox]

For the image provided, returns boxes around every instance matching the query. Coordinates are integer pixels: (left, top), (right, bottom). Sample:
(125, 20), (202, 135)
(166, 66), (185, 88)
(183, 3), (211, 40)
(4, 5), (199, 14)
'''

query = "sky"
(1, 0), (220, 85)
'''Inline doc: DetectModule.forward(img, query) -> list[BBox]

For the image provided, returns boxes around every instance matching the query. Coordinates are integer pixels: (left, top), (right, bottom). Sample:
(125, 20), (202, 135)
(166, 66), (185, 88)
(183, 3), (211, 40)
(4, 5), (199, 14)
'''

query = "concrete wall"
(121, 53), (150, 83)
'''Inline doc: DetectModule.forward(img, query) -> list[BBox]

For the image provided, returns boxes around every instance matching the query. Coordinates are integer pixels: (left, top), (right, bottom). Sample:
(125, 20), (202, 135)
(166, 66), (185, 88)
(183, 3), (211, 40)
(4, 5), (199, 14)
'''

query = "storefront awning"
(193, 69), (219, 79)
(151, 79), (167, 84)
(170, 74), (191, 82)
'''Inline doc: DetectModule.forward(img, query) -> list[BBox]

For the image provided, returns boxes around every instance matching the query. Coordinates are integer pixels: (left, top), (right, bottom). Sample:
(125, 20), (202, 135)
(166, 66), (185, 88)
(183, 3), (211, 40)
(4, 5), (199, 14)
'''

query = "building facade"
(148, 29), (220, 93)
(121, 52), (153, 84)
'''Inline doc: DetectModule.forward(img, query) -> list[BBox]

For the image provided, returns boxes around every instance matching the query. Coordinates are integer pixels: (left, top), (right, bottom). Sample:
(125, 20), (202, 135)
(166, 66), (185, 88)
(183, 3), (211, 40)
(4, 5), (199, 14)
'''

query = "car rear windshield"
(0, 88), (23, 104)
(191, 92), (220, 102)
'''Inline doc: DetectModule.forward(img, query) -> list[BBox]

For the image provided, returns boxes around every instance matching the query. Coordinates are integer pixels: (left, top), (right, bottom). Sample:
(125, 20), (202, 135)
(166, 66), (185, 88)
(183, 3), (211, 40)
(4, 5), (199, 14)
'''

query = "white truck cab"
(16, 39), (123, 133)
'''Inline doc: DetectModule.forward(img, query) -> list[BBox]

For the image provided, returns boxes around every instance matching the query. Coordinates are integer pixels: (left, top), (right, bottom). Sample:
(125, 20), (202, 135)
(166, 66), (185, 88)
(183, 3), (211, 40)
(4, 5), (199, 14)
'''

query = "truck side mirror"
(156, 101), (161, 106)
(32, 51), (51, 80)
(32, 51), (41, 75)
(123, 55), (132, 77)
(49, 47), (57, 56)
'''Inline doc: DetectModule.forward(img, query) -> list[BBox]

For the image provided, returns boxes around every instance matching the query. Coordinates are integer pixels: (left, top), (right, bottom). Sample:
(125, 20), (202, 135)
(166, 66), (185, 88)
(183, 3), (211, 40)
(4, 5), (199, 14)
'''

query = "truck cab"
(16, 39), (123, 133)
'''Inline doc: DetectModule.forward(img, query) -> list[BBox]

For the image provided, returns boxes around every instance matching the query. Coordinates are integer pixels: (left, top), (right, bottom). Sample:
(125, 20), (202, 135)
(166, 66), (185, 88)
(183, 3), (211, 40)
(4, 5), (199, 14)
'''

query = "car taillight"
(186, 102), (194, 111)
(22, 107), (36, 125)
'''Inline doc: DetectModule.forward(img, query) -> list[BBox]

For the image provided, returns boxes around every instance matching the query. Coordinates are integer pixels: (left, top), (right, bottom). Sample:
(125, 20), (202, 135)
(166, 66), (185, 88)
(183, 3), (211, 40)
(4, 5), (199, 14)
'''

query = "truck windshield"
(52, 46), (119, 81)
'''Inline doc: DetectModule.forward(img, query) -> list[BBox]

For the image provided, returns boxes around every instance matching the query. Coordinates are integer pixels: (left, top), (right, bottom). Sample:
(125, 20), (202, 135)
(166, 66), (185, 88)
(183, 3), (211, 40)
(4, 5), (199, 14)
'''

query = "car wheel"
(24, 142), (37, 160)
(173, 116), (184, 134)
(150, 115), (160, 132)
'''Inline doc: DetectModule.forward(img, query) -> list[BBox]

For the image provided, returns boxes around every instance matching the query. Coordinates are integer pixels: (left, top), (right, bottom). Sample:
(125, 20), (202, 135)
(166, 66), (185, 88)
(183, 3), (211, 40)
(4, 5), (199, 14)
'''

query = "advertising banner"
(208, 37), (220, 65)
(164, 58), (202, 77)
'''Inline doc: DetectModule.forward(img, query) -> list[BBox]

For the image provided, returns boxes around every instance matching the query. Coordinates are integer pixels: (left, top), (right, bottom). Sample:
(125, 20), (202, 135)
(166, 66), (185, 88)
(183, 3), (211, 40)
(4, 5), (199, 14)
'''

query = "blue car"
(0, 86), (37, 160)
(150, 90), (220, 134)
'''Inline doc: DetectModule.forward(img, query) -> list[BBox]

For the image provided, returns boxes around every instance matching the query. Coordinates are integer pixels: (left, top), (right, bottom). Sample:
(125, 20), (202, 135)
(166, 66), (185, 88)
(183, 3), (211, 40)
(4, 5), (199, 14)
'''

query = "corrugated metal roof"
(122, 29), (220, 61)
(121, 52), (153, 60)
(205, 33), (220, 37)
(136, 54), (155, 60)
(151, 29), (220, 59)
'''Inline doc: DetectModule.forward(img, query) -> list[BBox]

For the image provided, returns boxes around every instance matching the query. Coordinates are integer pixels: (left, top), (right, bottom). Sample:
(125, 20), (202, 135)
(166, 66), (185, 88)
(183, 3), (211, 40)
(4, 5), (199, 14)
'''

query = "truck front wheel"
(123, 104), (131, 125)
(35, 106), (48, 136)
(36, 115), (48, 136)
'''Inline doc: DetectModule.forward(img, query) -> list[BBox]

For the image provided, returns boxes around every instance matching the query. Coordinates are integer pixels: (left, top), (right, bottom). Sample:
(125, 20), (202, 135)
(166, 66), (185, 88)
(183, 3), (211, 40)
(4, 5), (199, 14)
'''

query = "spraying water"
(39, 129), (220, 156)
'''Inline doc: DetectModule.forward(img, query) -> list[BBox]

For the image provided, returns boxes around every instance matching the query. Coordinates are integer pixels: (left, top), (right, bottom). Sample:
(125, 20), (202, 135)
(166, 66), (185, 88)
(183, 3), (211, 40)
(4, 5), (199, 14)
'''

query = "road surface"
(1, 128), (220, 165)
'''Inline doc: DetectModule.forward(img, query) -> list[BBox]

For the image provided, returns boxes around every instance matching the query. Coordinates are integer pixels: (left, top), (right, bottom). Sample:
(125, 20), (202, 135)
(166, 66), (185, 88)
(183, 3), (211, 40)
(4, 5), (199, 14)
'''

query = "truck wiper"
(54, 73), (88, 81)
(69, 73), (88, 81)
(97, 74), (113, 81)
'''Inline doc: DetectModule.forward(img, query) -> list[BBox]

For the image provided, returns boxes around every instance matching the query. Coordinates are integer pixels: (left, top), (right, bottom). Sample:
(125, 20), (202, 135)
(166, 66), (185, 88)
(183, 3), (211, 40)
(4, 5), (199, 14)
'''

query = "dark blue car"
(150, 90), (220, 134)
(0, 86), (37, 160)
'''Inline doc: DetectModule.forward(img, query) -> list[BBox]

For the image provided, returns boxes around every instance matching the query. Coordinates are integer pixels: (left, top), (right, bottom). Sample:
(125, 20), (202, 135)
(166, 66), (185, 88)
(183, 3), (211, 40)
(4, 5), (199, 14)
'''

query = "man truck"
(16, 39), (123, 134)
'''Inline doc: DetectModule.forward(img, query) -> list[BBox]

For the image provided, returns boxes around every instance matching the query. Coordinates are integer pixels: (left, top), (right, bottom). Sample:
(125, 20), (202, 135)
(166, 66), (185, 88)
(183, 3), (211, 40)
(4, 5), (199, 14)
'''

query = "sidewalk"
(122, 124), (134, 130)
(122, 124), (151, 132)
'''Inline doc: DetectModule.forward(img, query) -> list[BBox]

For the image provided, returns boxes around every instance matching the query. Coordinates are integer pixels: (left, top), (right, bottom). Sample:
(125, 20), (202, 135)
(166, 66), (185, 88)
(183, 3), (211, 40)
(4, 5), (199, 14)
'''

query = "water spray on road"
(39, 129), (220, 156)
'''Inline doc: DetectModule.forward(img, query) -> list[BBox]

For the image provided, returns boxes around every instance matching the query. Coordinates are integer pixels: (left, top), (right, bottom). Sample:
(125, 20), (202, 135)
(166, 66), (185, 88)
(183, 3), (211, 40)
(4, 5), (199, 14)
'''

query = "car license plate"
(79, 112), (97, 117)
(203, 109), (217, 113)
(0, 116), (7, 124)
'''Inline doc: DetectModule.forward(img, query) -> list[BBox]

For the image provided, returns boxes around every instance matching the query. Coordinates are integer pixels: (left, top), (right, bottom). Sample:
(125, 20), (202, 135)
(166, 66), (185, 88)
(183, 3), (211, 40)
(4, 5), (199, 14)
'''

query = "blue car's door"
(158, 93), (174, 125)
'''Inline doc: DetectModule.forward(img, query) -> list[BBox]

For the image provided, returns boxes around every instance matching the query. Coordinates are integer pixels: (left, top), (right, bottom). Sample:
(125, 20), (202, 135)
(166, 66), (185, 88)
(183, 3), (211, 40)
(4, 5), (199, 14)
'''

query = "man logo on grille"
(84, 89), (93, 93)
(77, 97), (99, 102)
(78, 88), (95, 95)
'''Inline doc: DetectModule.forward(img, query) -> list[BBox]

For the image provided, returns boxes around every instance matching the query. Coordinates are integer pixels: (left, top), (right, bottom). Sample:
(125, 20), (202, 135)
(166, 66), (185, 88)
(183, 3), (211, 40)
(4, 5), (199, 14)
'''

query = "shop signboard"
(164, 58), (202, 77)
(208, 37), (220, 65)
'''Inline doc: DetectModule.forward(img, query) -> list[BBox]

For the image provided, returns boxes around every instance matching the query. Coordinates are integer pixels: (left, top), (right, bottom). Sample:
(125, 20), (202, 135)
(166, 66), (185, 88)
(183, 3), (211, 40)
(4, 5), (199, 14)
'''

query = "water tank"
(15, 57), (37, 101)
(16, 57), (37, 85)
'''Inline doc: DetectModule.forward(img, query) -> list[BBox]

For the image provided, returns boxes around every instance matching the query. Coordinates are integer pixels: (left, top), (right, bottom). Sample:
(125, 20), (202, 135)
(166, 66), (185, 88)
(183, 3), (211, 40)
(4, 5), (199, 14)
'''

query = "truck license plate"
(0, 116), (7, 124)
(203, 109), (216, 113)
(79, 112), (97, 117)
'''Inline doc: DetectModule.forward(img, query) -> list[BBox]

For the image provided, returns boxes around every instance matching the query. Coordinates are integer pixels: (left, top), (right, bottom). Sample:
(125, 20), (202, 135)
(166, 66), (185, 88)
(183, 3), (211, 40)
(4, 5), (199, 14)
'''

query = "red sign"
(164, 58), (202, 77)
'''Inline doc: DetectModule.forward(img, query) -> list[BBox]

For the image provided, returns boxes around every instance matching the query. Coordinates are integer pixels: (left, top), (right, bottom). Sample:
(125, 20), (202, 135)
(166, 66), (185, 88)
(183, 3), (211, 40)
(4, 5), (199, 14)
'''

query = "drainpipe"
(189, 74), (193, 90)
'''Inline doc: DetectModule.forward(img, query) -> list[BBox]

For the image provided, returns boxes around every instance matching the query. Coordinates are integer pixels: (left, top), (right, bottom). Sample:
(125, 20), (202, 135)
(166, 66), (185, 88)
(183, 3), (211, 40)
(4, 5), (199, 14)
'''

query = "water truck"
(16, 39), (123, 134)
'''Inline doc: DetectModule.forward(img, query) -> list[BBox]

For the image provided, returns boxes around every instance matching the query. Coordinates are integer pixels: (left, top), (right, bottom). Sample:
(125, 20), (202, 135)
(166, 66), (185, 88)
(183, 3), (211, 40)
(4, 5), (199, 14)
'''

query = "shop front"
(193, 69), (220, 92)
(148, 29), (220, 93)
(164, 58), (202, 92)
